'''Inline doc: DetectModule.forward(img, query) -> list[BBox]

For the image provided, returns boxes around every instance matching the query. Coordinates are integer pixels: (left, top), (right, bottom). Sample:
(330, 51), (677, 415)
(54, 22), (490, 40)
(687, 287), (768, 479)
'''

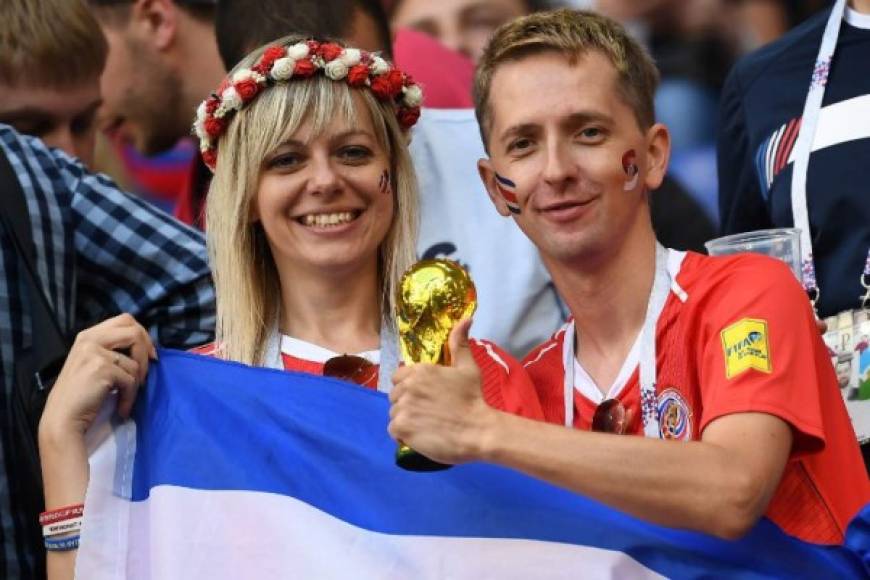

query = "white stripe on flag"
(91, 486), (663, 580)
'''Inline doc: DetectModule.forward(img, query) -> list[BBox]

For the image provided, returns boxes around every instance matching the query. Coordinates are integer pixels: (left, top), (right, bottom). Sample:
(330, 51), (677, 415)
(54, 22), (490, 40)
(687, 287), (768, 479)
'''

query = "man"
(389, 9), (869, 544)
(88, 0), (224, 156)
(0, 0), (106, 166)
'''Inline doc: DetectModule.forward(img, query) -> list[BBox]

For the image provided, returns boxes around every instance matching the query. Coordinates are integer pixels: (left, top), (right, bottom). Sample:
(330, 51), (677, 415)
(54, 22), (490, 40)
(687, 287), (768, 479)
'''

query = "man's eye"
(579, 127), (603, 140)
(508, 138), (532, 152)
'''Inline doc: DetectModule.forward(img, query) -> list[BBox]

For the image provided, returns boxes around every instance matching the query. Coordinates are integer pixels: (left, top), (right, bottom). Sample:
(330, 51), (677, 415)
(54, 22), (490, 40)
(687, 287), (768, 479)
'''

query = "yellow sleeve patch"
(720, 318), (772, 379)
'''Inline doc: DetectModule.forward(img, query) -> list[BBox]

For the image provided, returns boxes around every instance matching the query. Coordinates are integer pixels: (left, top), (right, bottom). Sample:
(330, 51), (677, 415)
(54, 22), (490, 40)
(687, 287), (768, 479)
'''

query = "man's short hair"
(88, 0), (216, 27)
(473, 9), (659, 147)
(215, 0), (392, 71)
(0, 0), (108, 89)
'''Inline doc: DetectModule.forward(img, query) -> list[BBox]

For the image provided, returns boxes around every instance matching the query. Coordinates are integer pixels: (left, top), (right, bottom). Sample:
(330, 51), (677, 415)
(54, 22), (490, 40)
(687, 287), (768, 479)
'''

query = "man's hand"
(389, 318), (500, 465)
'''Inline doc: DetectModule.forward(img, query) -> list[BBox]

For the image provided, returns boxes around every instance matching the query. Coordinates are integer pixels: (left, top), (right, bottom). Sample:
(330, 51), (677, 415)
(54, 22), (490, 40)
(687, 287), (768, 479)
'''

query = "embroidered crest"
(656, 388), (692, 441)
(720, 318), (772, 378)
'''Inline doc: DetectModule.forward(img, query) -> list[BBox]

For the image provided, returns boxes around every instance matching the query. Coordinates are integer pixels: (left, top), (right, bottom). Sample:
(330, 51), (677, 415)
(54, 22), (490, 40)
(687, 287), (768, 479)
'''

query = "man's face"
(0, 81), (101, 166)
(478, 51), (667, 266)
(391, 0), (527, 63)
(98, 23), (185, 155)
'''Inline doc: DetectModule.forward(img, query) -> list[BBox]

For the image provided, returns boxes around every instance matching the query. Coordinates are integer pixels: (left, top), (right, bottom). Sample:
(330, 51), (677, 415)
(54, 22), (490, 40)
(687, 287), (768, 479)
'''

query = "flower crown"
(193, 40), (423, 171)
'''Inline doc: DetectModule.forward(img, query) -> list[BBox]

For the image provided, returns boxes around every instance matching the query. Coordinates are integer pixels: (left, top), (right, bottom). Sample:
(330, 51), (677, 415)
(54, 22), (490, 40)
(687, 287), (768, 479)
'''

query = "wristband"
(43, 517), (82, 538)
(39, 504), (84, 526)
(44, 535), (80, 551)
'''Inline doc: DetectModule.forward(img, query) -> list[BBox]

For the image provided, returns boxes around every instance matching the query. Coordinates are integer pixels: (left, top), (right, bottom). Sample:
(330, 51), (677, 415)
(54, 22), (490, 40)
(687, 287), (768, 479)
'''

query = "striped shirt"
(0, 125), (216, 579)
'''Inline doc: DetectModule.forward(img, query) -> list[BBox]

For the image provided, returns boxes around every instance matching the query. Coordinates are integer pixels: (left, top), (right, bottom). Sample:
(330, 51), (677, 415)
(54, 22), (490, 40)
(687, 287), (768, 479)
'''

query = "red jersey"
(523, 251), (870, 544)
(193, 337), (543, 421)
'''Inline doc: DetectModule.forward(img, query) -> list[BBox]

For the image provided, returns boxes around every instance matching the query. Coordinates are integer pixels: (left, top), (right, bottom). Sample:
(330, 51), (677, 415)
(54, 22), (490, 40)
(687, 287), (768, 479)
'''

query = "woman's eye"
(266, 153), (301, 169)
(339, 146), (372, 162)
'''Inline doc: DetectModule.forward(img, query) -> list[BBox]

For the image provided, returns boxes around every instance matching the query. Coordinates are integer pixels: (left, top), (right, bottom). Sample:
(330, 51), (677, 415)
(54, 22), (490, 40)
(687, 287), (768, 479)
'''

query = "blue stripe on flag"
(130, 350), (867, 579)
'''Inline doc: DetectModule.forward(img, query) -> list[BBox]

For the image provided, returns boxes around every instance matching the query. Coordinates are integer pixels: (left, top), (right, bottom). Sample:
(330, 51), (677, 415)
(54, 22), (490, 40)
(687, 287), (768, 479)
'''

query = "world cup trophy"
(395, 259), (477, 471)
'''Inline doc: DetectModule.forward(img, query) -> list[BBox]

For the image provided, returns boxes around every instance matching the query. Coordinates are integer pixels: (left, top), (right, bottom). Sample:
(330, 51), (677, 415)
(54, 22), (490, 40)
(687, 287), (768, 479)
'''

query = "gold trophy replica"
(395, 259), (477, 471)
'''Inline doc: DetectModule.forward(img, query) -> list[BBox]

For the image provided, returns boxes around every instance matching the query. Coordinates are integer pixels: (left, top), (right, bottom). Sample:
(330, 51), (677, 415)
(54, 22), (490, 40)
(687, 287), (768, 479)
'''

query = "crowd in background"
(0, 1), (867, 579)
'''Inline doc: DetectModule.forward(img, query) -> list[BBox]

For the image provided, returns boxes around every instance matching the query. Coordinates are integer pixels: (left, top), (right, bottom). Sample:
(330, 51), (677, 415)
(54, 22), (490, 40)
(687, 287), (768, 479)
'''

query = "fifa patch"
(720, 318), (772, 378)
(656, 388), (692, 441)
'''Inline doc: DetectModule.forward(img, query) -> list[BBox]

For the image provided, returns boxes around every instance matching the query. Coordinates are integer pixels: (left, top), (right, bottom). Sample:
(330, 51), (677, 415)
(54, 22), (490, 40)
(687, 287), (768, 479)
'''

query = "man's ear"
(131, 0), (177, 52)
(477, 158), (512, 218)
(643, 122), (671, 191)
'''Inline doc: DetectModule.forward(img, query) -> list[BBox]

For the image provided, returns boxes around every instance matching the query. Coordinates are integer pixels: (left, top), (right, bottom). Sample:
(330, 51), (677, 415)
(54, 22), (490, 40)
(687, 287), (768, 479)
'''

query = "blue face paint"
(494, 173), (521, 214)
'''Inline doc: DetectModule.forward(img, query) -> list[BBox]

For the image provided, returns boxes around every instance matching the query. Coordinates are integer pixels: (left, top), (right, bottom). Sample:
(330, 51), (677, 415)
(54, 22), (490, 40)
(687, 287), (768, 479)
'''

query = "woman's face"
(253, 94), (395, 279)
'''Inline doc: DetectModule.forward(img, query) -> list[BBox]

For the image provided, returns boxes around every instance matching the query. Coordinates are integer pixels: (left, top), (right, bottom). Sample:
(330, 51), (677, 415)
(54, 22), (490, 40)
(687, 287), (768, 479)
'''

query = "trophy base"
(395, 445), (452, 472)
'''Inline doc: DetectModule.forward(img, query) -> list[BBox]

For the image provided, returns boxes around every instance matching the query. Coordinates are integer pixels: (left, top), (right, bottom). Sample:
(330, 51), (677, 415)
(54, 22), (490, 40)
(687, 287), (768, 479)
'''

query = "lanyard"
(262, 321), (399, 394)
(562, 244), (672, 437)
(790, 0), (870, 309)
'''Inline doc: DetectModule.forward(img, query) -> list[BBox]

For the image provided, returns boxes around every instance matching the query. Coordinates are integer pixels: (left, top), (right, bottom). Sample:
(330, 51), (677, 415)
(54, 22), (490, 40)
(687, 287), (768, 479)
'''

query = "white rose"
(270, 57), (296, 81)
(287, 42), (310, 60)
(232, 69), (254, 83)
(199, 138), (211, 152)
(192, 120), (207, 141)
(221, 86), (242, 111)
(370, 56), (389, 75)
(195, 101), (207, 123)
(403, 84), (423, 108)
(339, 48), (361, 67)
(324, 60), (349, 80)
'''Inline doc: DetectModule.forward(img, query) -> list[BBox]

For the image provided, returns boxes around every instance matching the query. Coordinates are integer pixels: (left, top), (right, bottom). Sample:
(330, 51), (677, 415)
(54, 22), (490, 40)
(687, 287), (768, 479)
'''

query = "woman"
(37, 36), (543, 578)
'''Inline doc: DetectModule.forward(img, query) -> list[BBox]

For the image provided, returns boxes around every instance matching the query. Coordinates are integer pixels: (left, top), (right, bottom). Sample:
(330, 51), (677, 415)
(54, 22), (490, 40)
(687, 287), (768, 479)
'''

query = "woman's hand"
(39, 313), (156, 440)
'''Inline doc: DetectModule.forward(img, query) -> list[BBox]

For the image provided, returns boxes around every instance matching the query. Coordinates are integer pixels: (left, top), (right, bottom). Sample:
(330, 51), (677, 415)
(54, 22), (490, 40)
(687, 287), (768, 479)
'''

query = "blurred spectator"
(393, 28), (476, 107)
(216, 0), (391, 69)
(0, 0), (106, 166)
(390, 0), (552, 63)
(717, 0), (870, 464)
(87, 0), (225, 226)
(0, 122), (215, 577)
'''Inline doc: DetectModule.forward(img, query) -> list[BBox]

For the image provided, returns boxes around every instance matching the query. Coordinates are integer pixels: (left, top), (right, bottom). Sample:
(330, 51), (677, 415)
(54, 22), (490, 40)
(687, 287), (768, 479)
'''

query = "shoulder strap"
(0, 145), (69, 376)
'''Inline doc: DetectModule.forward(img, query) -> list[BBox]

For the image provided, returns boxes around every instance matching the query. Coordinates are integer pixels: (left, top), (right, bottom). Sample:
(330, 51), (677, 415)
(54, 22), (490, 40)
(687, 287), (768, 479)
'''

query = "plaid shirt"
(0, 125), (215, 579)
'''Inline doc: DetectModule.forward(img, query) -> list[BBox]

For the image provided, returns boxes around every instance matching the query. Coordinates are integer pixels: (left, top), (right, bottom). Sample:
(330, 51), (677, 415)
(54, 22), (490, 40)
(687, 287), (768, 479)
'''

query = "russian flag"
(495, 173), (521, 214)
(77, 350), (869, 579)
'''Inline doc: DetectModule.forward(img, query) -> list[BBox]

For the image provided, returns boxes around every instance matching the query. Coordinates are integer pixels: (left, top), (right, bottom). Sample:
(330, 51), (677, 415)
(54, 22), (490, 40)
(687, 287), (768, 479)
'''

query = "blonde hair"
(0, 0), (107, 88)
(474, 9), (659, 148)
(206, 35), (419, 365)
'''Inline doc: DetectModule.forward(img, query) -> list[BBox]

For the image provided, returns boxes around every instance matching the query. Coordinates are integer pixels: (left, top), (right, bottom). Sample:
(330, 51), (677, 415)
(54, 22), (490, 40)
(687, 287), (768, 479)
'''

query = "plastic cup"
(704, 228), (802, 282)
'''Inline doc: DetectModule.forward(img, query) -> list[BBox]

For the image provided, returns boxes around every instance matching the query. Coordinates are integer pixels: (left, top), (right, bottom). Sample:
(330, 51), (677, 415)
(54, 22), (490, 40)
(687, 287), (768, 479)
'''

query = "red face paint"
(378, 169), (391, 195)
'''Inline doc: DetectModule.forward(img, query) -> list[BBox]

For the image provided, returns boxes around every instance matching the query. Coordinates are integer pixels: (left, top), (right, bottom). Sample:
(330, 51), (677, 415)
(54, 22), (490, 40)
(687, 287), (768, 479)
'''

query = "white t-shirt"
(410, 108), (565, 357)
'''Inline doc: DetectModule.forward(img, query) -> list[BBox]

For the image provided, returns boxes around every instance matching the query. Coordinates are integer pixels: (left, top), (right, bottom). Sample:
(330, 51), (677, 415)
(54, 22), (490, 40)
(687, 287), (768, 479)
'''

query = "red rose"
(204, 117), (225, 139)
(306, 40), (321, 54)
(205, 96), (221, 114)
(202, 148), (218, 169)
(371, 70), (403, 100)
(347, 64), (370, 87)
(262, 45), (286, 65)
(397, 106), (421, 129)
(294, 58), (317, 77)
(318, 43), (343, 62)
(235, 78), (260, 102)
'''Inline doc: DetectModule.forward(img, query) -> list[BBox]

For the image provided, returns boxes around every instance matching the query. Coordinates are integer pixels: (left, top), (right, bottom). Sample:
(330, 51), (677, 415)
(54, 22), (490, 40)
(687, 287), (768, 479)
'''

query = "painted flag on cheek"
(75, 350), (870, 579)
(495, 173), (522, 214)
